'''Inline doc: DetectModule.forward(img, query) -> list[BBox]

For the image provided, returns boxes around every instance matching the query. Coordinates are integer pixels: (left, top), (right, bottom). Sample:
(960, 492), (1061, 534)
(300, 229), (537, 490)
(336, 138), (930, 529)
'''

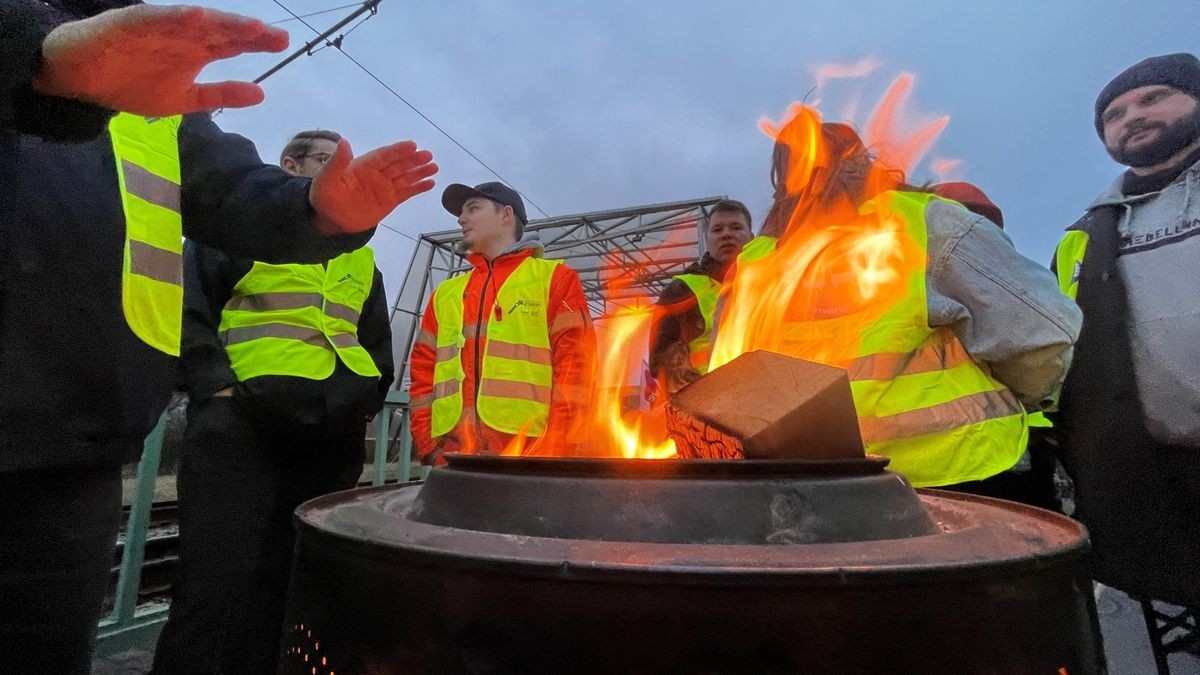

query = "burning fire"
(497, 72), (949, 460)
(587, 277), (677, 459)
(500, 253), (679, 459)
(711, 75), (946, 371)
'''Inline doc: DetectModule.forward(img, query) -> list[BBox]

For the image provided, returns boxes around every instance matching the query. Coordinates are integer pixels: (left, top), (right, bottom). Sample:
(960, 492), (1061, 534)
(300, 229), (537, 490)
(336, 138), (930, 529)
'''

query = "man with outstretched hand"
(0, 2), (437, 672)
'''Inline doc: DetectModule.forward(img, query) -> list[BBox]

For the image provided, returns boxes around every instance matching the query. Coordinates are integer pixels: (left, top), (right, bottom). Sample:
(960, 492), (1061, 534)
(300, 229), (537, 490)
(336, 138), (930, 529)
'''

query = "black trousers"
(0, 463), (123, 674)
(151, 398), (364, 675)
(938, 436), (1062, 512)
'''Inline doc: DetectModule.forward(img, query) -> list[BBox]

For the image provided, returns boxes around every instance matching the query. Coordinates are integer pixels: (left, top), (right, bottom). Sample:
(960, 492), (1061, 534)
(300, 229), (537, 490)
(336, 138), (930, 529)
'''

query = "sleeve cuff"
(1, 4), (115, 141)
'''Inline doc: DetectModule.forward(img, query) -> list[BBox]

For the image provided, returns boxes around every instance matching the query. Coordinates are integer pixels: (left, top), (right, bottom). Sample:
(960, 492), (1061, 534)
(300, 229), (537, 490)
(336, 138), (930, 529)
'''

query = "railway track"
(107, 477), (405, 609)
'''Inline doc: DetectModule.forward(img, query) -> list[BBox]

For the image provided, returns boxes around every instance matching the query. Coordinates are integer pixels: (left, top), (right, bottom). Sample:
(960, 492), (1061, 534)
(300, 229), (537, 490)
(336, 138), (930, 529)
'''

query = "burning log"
(666, 351), (864, 460)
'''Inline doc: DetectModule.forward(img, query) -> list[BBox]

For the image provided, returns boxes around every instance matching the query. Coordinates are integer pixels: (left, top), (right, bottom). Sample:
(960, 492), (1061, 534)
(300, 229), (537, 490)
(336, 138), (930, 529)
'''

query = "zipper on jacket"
(472, 259), (495, 442)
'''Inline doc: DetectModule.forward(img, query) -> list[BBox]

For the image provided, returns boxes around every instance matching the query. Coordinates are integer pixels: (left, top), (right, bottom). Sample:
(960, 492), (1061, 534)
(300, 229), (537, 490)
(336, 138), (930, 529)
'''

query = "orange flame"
(588, 288), (677, 459)
(711, 75), (940, 372)
(486, 73), (947, 461)
(930, 156), (964, 182)
(499, 420), (537, 456)
(813, 57), (881, 90)
(863, 74), (948, 174)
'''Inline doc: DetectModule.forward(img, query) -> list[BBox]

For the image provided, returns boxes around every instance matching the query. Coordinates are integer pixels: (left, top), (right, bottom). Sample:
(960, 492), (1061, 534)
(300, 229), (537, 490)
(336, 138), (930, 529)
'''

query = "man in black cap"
(1051, 53), (1200, 609)
(408, 182), (595, 463)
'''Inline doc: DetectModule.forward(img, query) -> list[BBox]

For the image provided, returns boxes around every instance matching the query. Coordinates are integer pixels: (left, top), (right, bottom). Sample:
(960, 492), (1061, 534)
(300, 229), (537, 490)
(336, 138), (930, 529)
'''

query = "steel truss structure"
(389, 196), (724, 386)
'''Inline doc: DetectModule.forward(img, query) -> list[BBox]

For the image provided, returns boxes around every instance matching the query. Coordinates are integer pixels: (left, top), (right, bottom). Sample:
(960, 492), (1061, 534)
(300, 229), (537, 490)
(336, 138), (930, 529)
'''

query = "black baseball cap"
(441, 182), (528, 224)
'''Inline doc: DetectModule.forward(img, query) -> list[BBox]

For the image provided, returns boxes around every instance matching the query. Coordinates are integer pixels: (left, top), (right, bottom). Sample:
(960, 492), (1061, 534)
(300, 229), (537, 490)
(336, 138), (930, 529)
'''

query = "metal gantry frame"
(388, 196), (723, 387)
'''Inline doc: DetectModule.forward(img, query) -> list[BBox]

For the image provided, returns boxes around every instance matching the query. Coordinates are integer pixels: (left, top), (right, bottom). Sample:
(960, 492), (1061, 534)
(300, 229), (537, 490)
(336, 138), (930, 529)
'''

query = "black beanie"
(1094, 53), (1200, 139)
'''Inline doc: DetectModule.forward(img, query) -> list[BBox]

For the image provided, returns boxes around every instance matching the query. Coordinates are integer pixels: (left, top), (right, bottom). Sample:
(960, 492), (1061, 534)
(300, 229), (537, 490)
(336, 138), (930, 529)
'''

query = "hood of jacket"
(463, 234), (546, 271)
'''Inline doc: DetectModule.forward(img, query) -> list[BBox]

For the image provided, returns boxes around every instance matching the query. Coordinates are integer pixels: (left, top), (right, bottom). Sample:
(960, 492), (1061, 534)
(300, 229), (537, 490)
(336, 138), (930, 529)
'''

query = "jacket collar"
(1086, 154), (1200, 210)
(465, 235), (544, 273)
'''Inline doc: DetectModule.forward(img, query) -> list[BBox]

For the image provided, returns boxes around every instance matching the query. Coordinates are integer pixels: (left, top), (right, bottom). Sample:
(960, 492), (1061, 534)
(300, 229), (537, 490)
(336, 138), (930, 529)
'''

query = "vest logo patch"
(508, 299), (543, 317)
(1072, 261), (1082, 285)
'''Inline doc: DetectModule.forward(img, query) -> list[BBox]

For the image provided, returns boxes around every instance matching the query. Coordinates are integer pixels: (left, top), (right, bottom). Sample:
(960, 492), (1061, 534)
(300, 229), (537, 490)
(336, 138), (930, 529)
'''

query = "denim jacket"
(925, 199), (1082, 409)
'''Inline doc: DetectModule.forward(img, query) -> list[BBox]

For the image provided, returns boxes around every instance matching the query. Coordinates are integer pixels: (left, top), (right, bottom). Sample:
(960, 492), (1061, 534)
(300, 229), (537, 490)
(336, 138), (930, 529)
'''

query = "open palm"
(35, 5), (289, 116)
(310, 139), (439, 234)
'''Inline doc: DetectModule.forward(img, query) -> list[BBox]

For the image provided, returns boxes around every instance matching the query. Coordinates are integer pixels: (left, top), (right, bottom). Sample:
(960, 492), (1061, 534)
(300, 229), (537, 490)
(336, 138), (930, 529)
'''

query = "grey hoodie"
(1087, 156), (1200, 444)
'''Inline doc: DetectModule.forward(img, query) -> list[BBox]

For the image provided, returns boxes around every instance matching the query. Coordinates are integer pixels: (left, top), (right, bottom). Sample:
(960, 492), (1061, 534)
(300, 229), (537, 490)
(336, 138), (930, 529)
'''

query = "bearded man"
(1051, 52), (1200, 608)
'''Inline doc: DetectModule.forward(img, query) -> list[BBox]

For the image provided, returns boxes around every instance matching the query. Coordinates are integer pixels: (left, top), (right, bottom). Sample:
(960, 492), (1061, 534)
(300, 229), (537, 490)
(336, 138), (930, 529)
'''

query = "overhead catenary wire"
(268, 2), (362, 25)
(267, 0), (553, 220)
(254, 0), (383, 85)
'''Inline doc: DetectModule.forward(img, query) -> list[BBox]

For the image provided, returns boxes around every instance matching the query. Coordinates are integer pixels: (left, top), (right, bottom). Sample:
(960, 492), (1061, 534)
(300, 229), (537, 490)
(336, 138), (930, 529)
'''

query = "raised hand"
(34, 5), (289, 116)
(309, 139), (439, 235)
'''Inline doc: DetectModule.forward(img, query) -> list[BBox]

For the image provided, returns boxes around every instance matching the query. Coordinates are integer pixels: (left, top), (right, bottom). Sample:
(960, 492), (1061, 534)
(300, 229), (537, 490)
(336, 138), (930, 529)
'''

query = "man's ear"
(281, 156), (299, 176)
(505, 206), (519, 233)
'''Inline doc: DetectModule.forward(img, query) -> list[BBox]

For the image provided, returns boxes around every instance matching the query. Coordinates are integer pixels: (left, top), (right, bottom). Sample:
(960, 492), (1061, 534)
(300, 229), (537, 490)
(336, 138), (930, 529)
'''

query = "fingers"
(355, 141), (421, 171)
(386, 161), (440, 188)
(398, 177), (438, 199)
(321, 138), (356, 177)
(188, 81), (266, 112)
(146, 6), (289, 54)
(382, 154), (438, 180)
(200, 7), (289, 45)
(207, 34), (290, 60)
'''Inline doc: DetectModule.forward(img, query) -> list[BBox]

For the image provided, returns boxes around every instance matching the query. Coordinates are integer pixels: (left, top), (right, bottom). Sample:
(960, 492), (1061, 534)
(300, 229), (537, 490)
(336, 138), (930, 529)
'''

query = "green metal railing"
(95, 411), (169, 656)
(371, 390), (414, 485)
(95, 393), (415, 656)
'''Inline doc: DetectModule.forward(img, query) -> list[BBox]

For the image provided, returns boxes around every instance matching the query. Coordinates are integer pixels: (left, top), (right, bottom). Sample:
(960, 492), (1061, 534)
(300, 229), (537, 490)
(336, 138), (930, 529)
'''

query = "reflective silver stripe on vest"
(416, 329), (437, 348)
(487, 339), (552, 367)
(221, 323), (332, 350)
(121, 160), (180, 212)
(858, 389), (1023, 444)
(329, 332), (364, 350)
(324, 301), (360, 324)
(225, 292), (324, 313)
(225, 293), (360, 325)
(846, 337), (969, 382)
(435, 345), (460, 362)
(128, 240), (183, 286)
(479, 379), (553, 405)
(433, 380), (461, 399)
(409, 394), (434, 409)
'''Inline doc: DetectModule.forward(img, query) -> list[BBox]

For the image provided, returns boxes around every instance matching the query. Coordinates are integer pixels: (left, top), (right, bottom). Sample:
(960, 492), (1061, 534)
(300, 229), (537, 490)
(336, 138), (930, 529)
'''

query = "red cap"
(930, 182), (1004, 229)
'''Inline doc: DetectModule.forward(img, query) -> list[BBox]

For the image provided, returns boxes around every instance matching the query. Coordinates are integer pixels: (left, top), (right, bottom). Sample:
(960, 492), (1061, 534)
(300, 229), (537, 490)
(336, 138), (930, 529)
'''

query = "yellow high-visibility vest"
(672, 273), (721, 374)
(109, 113), (185, 356)
(1054, 230), (1089, 301)
(430, 257), (560, 438)
(734, 191), (1028, 487)
(1027, 230), (1089, 429)
(218, 247), (381, 381)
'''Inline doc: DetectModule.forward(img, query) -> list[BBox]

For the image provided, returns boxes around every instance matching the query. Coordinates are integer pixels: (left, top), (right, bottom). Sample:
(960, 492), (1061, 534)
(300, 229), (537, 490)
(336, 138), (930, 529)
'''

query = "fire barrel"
(280, 455), (1104, 674)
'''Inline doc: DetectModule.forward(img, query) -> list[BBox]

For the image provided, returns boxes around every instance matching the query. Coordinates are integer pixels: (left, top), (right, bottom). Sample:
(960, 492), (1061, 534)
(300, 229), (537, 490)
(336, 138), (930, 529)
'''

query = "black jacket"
(180, 242), (394, 436)
(0, 0), (372, 471)
(1052, 203), (1200, 606)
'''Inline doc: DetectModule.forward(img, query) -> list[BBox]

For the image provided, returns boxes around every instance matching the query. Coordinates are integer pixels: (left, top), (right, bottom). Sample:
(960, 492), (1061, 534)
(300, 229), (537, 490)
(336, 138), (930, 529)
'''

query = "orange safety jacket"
(409, 245), (595, 464)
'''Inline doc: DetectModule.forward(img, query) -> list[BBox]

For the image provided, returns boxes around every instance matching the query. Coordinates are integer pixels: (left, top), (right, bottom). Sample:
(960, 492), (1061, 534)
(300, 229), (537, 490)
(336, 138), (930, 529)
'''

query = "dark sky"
(195, 0), (1196, 303)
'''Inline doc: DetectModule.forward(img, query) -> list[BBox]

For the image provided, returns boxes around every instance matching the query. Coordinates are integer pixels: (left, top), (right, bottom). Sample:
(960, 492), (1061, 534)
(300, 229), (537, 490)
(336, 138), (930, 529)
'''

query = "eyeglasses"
(298, 152), (333, 164)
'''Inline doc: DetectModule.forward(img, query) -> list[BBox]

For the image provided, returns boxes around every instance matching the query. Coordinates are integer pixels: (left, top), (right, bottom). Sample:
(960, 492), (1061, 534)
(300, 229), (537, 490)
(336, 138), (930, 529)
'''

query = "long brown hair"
(761, 122), (916, 237)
